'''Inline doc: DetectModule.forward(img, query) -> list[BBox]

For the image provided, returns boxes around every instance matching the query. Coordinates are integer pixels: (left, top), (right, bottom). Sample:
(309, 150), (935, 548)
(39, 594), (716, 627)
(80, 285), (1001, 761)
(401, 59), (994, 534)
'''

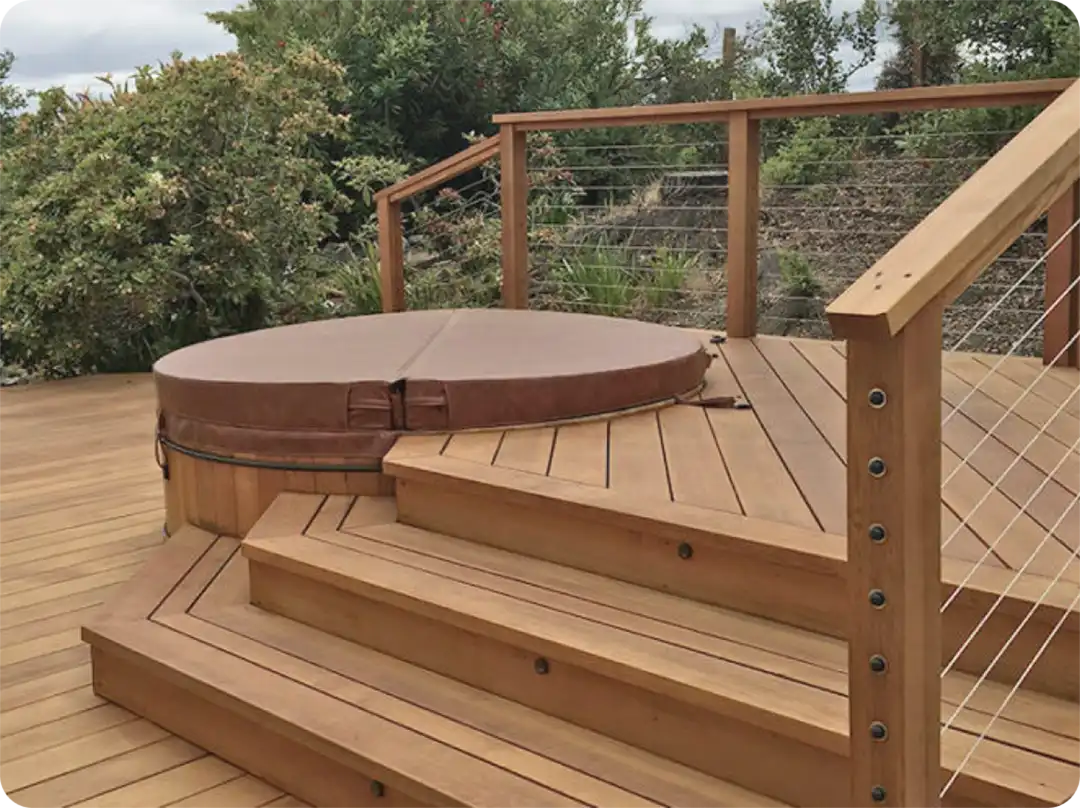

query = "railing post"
(1044, 180), (1079, 368)
(845, 303), (943, 808)
(500, 124), (529, 309)
(726, 111), (761, 338)
(377, 196), (406, 312)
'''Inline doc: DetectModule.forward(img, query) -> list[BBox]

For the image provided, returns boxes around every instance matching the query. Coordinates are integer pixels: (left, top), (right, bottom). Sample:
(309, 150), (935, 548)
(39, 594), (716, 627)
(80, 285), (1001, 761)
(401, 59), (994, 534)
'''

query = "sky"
(0, 0), (896, 102)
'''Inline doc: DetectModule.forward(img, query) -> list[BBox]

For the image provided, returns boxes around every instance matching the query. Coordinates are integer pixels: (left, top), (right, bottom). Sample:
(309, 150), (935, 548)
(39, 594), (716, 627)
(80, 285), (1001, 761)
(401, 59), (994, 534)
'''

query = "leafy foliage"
(210, 0), (726, 164)
(743, 0), (881, 97)
(0, 50), (27, 144)
(761, 117), (856, 187)
(1, 49), (355, 376)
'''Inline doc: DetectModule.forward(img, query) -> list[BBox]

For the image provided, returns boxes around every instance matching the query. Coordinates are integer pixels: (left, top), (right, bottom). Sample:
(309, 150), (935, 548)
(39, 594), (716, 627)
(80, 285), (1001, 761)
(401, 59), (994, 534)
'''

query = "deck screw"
(869, 589), (886, 608)
(534, 657), (550, 675)
(870, 654), (888, 673)
(371, 781), (385, 798)
(868, 457), (887, 478)
(869, 523), (887, 543)
(870, 721), (889, 741)
(868, 388), (887, 408)
(677, 542), (694, 560)
(871, 786), (887, 802)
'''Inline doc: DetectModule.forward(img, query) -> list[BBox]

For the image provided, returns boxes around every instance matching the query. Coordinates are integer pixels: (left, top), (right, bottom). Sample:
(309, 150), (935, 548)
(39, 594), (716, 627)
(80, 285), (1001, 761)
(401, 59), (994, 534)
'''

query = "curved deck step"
(83, 528), (781, 808)
(243, 516), (1079, 808)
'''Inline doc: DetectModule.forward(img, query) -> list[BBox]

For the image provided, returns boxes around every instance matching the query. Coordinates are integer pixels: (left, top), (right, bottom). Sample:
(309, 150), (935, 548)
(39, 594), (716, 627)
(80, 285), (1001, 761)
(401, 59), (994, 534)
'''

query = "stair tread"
(86, 613), (794, 808)
(346, 517), (1077, 745)
(244, 523), (1079, 806)
(203, 602), (781, 808)
(86, 534), (782, 808)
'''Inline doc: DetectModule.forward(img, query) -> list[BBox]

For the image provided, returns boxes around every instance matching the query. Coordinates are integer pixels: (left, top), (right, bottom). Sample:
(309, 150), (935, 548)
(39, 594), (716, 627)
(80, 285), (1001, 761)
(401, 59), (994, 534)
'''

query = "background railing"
(828, 79), (1079, 806)
(376, 78), (1077, 368)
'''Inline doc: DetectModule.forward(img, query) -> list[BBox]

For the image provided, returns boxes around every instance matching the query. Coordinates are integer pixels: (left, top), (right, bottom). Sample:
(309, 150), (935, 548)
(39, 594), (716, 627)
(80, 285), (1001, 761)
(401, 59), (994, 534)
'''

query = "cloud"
(1, 0), (892, 98)
(0, 0), (240, 92)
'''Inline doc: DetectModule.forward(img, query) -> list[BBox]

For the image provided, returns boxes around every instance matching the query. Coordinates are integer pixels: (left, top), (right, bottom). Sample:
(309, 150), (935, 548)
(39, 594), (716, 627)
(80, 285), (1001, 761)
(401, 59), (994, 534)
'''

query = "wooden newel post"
(726, 111), (761, 338)
(376, 195), (406, 313)
(1044, 181), (1080, 368)
(845, 303), (943, 808)
(500, 124), (530, 309)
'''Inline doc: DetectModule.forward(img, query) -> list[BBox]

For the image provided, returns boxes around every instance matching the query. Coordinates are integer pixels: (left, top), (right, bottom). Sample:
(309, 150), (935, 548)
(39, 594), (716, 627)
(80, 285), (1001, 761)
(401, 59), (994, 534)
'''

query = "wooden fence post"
(726, 111), (761, 337)
(845, 303), (943, 808)
(377, 196), (406, 312)
(722, 28), (737, 96)
(1044, 181), (1080, 368)
(500, 124), (529, 309)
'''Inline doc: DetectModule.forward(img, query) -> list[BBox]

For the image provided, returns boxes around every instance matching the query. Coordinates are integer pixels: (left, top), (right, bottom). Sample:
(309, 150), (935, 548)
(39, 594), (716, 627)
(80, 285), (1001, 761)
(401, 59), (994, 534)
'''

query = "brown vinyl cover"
(154, 309), (710, 459)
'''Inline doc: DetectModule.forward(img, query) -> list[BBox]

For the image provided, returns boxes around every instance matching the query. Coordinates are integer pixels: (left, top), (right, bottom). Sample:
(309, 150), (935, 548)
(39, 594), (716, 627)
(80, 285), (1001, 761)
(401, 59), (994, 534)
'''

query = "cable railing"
(376, 79), (1074, 350)
(372, 78), (1079, 806)
(827, 78), (1079, 807)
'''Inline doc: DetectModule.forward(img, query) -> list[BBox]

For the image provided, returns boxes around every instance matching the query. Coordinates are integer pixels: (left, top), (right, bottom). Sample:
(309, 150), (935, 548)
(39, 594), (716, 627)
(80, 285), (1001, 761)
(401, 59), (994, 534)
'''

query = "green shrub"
(551, 244), (635, 316)
(777, 249), (823, 300)
(1, 49), (353, 377)
(761, 117), (856, 188)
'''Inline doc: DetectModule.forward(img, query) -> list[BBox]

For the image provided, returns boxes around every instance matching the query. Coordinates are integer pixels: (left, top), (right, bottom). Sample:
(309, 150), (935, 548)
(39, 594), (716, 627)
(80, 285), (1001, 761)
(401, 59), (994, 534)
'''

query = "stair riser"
(248, 559), (848, 808)
(395, 478), (1079, 700)
(396, 478), (845, 635)
(90, 645), (430, 808)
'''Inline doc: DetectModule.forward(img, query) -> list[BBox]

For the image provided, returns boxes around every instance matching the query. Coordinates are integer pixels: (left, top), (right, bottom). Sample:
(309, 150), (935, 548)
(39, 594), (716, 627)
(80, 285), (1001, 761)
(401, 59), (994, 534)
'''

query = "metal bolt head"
(868, 388), (887, 408)
(868, 457), (887, 478)
(870, 721), (888, 741)
(869, 654), (888, 673)
(371, 781), (385, 798)
(677, 542), (694, 560)
(534, 657), (550, 675)
(871, 786), (887, 802)
(869, 523), (887, 543)
(869, 589), (886, 608)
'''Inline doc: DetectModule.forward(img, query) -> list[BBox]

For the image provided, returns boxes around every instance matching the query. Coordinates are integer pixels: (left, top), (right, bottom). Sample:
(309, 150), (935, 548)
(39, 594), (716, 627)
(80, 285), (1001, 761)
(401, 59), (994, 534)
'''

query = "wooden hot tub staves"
(162, 446), (393, 538)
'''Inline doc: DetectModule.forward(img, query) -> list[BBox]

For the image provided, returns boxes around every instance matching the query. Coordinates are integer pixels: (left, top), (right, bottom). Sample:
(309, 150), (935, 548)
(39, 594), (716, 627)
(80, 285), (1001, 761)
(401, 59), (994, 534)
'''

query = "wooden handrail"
(827, 79), (1080, 342)
(492, 79), (1072, 131)
(375, 134), (502, 312)
(375, 134), (502, 205)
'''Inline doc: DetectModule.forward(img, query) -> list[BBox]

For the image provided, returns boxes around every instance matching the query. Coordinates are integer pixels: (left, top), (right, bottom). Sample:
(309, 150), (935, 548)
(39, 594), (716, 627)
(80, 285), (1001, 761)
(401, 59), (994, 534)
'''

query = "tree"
(0, 50), (28, 144)
(884, 0), (1079, 157)
(876, 0), (962, 89)
(0, 49), (368, 377)
(743, 0), (881, 97)
(208, 0), (728, 164)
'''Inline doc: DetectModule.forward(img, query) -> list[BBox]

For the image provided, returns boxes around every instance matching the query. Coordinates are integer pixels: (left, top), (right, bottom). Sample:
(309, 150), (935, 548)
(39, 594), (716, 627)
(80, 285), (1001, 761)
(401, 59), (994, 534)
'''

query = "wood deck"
(436, 335), (1080, 581)
(0, 375), (303, 807)
(1, 335), (1077, 806)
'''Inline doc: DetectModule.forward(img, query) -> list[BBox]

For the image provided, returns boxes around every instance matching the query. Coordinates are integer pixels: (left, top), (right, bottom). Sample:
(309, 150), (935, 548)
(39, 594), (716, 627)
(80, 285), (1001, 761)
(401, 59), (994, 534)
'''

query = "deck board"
(547, 422), (608, 487)
(0, 376), (301, 808)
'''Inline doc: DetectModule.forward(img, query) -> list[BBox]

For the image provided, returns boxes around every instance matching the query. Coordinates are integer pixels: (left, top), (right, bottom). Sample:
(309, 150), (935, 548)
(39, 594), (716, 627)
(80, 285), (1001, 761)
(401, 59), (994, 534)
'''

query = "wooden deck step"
(82, 528), (782, 808)
(381, 453), (1079, 700)
(244, 524), (1079, 808)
